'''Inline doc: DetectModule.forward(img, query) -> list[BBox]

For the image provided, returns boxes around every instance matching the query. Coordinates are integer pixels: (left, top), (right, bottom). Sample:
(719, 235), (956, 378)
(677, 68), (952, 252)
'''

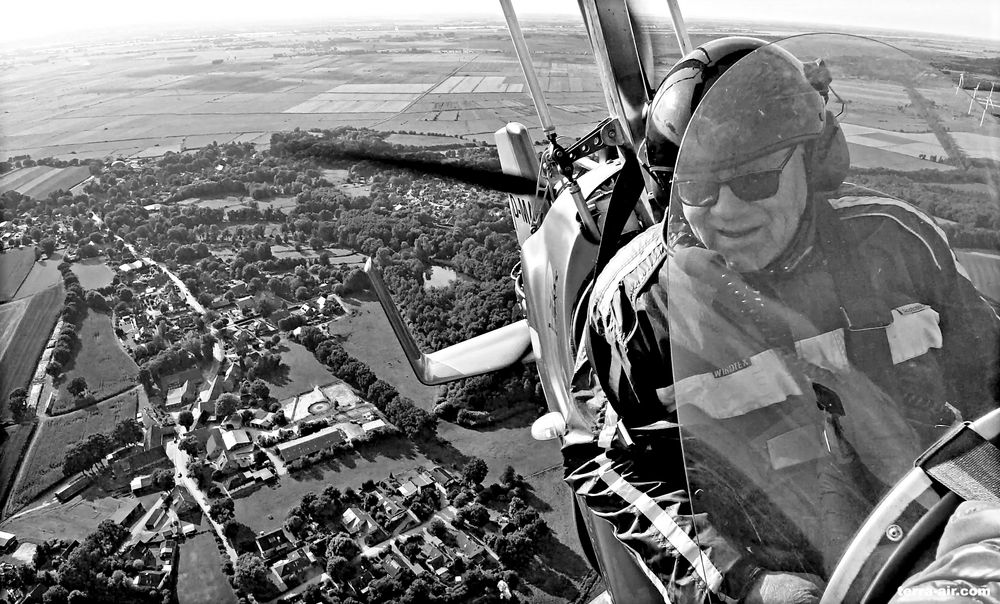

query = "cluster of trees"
(847, 165), (1000, 249)
(47, 264), (86, 377)
(233, 553), (277, 599)
(323, 533), (361, 582)
(61, 418), (144, 477)
(135, 332), (216, 386)
(7, 387), (29, 422)
(486, 496), (550, 568)
(54, 519), (168, 603)
(284, 485), (351, 537)
(208, 498), (235, 524)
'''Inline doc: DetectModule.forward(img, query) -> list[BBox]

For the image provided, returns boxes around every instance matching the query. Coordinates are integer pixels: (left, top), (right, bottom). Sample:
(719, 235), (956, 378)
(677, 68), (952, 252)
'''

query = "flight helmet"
(671, 42), (850, 191)
(640, 36), (768, 204)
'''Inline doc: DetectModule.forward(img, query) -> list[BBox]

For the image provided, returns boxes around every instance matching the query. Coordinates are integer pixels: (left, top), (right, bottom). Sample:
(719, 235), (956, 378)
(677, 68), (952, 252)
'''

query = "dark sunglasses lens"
(675, 181), (719, 207)
(729, 170), (782, 201)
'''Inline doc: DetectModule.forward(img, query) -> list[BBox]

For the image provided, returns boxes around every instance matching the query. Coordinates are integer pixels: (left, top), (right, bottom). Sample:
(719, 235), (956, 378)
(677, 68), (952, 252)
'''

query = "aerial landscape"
(0, 2), (998, 604)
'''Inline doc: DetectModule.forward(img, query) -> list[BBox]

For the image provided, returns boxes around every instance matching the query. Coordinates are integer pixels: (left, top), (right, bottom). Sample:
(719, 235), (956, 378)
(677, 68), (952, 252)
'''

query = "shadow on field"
(536, 533), (591, 582)
(343, 291), (378, 304)
(414, 436), (473, 469)
(476, 406), (541, 431)
(354, 436), (416, 462)
(519, 486), (553, 513)
(523, 555), (580, 599)
(230, 522), (258, 554)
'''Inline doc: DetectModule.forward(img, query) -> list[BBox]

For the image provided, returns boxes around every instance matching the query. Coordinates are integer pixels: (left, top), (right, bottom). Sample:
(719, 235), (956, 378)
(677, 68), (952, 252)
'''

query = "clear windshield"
(667, 33), (1000, 588)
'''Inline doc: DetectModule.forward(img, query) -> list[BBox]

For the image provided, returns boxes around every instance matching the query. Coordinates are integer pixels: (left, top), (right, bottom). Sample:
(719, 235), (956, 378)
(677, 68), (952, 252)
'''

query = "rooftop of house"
(221, 429), (253, 451)
(256, 528), (291, 552)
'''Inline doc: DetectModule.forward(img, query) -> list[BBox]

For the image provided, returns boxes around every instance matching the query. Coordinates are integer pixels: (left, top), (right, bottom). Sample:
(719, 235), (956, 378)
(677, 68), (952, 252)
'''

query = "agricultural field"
(0, 26), (609, 161)
(69, 258), (115, 290)
(956, 250), (1000, 301)
(7, 388), (139, 511)
(0, 166), (90, 199)
(0, 248), (38, 302)
(845, 143), (956, 171)
(52, 309), (139, 413)
(176, 532), (238, 604)
(12, 252), (62, 300)
(0, 284), (63, 409)
(0, 166), (90, 198)
(385, 133), (472, 147)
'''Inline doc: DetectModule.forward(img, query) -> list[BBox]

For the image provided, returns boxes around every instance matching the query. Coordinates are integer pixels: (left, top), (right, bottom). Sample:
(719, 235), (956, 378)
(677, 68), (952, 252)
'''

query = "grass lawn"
(12, 252), (62, 301)
(52, 309), (139, 413)
(326, 299), (439, 409)
(0, 284), (63, 410)
(0, 486), (124, 543)
(256, 196), (298, 212)
(267, 338), (339, 400)
(177, 532), (238, 604)
(233, 435), (434, 534)
(8, 389), (139, 512)
(192, 196), (245, 211)
(0, 247), (38, 301)
(70, 258), (115, 290)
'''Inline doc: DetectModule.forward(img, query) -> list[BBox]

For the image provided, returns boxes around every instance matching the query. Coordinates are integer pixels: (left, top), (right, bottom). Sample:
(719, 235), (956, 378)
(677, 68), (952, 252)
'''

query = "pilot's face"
(681, 145), (808, 272)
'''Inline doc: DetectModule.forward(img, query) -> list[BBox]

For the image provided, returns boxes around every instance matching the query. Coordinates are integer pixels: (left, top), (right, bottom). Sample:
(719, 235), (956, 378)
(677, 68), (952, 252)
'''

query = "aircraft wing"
(364, 259), (535, 385)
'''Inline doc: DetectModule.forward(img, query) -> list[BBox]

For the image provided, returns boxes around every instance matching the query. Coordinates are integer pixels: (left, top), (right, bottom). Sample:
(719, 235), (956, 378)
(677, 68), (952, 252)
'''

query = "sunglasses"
(672, 146), (798, 208)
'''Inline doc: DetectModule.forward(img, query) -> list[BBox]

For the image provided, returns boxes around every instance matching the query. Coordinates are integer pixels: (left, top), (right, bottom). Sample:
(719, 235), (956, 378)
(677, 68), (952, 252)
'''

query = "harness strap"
(813, 199), (894, 373)
(918, 422), (1000, 505)
(595, 150), (645, 277)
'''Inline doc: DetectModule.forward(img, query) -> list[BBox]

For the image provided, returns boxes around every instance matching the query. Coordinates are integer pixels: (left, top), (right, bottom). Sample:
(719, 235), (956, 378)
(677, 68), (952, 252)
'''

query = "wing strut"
(364, 259), (535, 386)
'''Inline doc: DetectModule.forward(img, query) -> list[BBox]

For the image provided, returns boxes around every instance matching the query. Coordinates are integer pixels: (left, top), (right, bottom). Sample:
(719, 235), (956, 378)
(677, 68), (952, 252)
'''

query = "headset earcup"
(808, 110), (850, 191)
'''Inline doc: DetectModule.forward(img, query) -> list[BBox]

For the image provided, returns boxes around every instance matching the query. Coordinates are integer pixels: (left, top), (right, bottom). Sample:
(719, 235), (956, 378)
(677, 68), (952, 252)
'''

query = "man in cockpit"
(572, 38), (1000, 604)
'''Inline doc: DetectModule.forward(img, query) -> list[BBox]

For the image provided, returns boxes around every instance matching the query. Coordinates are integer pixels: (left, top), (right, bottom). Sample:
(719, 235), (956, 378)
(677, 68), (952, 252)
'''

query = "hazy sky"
(3, 0), (998, 45)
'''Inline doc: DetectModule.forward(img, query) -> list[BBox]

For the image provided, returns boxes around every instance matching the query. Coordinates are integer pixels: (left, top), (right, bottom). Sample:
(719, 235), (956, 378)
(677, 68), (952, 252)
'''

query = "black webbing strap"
(594, 150), (645, 277)
(813, 199), (894, 372)
(918, 422), (1000, 504)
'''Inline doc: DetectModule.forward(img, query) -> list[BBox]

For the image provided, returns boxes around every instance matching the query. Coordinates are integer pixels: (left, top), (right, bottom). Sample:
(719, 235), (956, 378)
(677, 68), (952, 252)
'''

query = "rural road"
(165, 439), (238, 564)
(119, 238), (205, 315)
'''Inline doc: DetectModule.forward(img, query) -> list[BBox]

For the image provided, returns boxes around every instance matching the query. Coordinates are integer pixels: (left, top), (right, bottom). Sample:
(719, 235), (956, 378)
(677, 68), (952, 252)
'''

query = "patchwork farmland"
(0, 165), (91, 198)
(0, 25), (611, 161)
